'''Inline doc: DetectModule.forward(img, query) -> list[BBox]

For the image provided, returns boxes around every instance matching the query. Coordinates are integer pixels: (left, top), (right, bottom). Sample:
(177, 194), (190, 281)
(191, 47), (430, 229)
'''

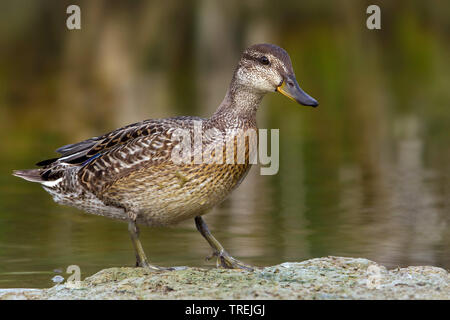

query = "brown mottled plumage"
(13, 43), (318, 270)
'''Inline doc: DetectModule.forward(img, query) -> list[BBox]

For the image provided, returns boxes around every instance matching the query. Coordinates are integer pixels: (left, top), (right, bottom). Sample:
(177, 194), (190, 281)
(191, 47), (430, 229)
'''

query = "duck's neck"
(210, 82), (264, 129)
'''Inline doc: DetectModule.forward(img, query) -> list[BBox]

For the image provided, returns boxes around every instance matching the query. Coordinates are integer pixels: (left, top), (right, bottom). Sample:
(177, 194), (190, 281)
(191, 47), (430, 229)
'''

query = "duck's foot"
(136, 260), (188, 271)
(195, 216), (256, 271)
(206, 250), (255, 271)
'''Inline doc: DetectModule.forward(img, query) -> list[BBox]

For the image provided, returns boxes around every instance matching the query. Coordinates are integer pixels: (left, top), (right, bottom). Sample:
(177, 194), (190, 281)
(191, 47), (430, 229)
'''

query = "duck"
(13, 43), (318, 271)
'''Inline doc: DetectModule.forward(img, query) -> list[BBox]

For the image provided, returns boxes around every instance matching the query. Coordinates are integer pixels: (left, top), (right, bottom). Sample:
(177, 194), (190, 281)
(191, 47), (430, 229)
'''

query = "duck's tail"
(13, 169), (44, 183)
(13, 168), (65, 188)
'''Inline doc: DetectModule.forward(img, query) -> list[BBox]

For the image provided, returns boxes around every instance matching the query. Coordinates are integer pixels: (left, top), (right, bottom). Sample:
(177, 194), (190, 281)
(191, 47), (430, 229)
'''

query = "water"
(0, 1), (449, 288)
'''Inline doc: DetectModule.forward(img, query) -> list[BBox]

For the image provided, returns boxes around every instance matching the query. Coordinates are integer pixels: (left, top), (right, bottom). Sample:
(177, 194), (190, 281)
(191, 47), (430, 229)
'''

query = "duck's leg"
(127, 220), (176, 271)
(194, 216), (254, 271)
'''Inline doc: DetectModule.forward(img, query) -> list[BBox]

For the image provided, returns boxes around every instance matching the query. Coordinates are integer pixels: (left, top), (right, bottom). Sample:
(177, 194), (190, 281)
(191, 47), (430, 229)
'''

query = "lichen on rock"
(1, 257), (448, 300)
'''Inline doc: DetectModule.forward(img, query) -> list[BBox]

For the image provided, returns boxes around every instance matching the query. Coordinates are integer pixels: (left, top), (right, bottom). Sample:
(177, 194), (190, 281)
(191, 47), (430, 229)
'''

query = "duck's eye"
(259, 56), (270, 65)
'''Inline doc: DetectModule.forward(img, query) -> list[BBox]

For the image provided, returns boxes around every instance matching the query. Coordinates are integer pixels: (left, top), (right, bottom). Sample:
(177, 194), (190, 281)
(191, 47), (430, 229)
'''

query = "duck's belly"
(101, 163), (251, 226)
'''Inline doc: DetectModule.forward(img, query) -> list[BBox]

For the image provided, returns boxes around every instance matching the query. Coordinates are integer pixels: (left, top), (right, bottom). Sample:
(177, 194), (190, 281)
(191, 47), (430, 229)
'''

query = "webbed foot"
(195, 216), (256, 271)
(206, 250), (255, 271)
(137, 261), (188, 271)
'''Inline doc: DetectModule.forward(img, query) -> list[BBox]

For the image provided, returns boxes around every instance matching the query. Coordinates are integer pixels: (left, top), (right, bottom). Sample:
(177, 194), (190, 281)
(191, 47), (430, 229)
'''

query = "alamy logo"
(65, 264), (82, 288)
(366, 5), (381, 30)
(170, 121), (279, 175)
(66, 5), (81, 30)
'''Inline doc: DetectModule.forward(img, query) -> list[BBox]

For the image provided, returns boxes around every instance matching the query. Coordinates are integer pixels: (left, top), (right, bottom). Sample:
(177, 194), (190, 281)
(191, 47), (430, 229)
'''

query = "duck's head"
(234, 43), (318, 107)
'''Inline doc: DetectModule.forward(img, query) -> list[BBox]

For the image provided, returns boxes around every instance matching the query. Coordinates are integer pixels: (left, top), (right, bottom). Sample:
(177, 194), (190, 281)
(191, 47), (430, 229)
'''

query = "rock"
(1, 257), (448, 299)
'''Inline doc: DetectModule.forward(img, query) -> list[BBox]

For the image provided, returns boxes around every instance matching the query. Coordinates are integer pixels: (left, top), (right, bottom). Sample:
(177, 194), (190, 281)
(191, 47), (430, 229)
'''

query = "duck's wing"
(29, 116), (203, 184)
(39, 121), (151, 167)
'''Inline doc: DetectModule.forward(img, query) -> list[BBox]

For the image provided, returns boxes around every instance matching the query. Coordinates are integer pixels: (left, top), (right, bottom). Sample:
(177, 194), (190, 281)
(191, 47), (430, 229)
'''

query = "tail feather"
(13, 169), (44, 183)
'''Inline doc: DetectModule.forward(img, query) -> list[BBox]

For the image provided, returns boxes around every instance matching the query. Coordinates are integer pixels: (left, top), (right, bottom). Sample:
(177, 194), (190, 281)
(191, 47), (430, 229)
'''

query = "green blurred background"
(0, 0), (449, 288)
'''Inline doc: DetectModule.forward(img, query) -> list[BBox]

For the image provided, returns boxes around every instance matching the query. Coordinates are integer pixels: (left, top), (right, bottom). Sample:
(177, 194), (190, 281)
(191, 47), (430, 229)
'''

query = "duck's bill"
(277, 77), (318, 107)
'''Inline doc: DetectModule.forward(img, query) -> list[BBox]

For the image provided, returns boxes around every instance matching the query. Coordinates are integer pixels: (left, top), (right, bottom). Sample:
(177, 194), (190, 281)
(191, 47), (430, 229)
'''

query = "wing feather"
(32, 116), (204, 184)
